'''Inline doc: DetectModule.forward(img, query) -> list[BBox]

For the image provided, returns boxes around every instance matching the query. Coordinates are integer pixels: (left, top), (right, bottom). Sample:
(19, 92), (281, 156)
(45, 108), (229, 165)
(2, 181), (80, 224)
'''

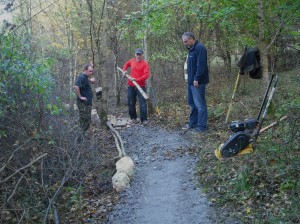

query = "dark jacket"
(187, 40), (209, 85)
(237, 47), (262, 79)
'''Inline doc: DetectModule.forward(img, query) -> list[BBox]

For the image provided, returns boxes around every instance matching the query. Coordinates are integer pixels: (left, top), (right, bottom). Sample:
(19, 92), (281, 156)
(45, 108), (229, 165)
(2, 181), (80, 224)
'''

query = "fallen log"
(106, 121), (126, 158)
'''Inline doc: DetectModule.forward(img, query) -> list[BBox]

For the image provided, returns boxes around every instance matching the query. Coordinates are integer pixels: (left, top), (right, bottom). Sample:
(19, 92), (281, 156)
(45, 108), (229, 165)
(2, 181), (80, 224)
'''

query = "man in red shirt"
(122, 48), (150, 124)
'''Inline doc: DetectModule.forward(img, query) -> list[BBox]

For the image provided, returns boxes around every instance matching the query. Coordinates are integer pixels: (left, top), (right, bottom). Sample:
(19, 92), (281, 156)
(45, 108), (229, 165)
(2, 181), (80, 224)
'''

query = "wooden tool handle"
(117, 67), (149, 100)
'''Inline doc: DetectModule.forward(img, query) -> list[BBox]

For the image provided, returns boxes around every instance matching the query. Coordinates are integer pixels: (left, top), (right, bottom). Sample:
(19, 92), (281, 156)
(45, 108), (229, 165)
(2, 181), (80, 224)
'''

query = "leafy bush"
(0, 34), (55, 137)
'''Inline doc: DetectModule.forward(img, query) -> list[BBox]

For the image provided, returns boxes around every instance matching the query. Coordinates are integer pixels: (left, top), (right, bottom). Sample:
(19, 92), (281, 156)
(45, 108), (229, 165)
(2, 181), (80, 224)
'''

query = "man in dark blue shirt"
(182, 32), (209, 132)
(74, 64), (96, 132)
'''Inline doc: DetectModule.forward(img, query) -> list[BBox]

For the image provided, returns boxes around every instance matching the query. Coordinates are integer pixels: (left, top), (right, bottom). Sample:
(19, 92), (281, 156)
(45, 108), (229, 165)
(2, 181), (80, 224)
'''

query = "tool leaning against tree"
(215, 74), (279, 159)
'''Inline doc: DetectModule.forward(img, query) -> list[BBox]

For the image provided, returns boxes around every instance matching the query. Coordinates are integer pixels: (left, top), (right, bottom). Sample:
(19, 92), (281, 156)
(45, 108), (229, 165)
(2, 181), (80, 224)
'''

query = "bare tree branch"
(6, 172), (25, 203)
(8, 0), (60, 34)
(42, 170), (71, 224)
(0, 138), (32, 173)
(1, 153), (48, 183)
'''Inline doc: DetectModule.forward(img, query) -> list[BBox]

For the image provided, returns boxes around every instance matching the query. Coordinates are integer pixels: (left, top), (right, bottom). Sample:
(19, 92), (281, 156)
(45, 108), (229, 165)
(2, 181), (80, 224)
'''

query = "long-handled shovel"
(225, 73), (241, 123)
(117, 67), (149, 100)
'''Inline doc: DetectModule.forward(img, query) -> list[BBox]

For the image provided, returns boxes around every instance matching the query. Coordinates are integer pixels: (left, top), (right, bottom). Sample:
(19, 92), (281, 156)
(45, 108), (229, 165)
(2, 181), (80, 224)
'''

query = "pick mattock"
(117, 67), (149, 100)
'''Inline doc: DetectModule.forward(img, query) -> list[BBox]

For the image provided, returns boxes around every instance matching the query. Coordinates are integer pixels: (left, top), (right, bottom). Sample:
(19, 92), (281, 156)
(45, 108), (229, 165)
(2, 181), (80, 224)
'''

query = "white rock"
(112, 171), (130, 192)
(116, 156), (135, 178)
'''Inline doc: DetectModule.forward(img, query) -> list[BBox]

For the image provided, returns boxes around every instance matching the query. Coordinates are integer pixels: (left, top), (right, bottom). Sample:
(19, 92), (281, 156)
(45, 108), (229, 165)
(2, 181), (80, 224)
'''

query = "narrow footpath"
(105, 125), (239, 224)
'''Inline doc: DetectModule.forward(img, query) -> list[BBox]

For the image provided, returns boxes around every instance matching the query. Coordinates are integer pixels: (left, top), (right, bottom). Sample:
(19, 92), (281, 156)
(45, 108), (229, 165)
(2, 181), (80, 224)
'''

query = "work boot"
(141, 120), (148, 126)
(190, 128), (208, 134)
(182, 124), (195, 130)
(130, 119), (139, 124)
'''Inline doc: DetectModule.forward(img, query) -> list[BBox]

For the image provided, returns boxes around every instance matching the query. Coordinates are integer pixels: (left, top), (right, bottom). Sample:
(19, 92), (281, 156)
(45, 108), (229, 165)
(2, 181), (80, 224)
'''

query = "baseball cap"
(135, 48), (143, 54)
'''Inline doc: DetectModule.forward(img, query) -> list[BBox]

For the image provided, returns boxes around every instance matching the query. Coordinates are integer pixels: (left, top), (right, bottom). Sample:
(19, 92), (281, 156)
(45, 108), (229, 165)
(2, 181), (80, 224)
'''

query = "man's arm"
(195, 45), (207, 83)
(135, 62), (150, 82)
(74, 85), (87, 101)
(123, 60), (137, 81)
(122, 60), (131, 72)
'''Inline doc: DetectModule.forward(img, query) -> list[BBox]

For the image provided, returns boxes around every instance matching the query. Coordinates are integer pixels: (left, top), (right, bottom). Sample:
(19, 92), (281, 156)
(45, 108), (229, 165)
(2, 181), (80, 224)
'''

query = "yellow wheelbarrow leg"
(215, 143), (254, 159)
(214, 144), (224, 160)
(237, 144), (254, 156)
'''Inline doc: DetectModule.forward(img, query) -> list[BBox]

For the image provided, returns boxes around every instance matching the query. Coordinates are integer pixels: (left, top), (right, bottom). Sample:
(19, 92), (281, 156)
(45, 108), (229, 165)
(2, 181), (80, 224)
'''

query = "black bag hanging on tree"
(225, 47), (262, 123)
(237, 47), (262, 79)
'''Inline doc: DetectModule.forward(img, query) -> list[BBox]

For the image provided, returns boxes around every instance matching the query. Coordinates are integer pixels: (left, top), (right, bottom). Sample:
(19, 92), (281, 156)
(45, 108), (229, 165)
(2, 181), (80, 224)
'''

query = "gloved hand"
(129, 76), (136, 81)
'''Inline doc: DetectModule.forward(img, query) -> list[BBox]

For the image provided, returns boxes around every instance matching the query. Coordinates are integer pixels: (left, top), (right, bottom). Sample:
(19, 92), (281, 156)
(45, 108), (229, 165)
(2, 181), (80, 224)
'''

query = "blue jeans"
(187, 84), (207, 130)
(128, 86), (147, 122)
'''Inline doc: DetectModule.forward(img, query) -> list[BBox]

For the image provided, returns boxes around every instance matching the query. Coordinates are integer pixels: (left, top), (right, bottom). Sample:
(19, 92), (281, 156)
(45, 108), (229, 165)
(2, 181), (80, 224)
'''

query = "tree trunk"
(214, 25), (232, 77)
(86, 0), (108, 126)
(143, 0), (154, 115)
(258, 0), (269, 84)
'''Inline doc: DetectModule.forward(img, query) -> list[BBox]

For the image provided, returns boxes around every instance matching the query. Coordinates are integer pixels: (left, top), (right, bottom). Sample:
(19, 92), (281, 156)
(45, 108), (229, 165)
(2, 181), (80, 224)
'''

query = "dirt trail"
(105, 124), (238, 224)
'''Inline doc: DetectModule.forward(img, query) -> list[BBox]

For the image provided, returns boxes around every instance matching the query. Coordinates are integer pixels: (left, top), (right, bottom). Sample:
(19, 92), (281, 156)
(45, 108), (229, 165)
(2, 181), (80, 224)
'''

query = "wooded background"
(0, 0), (299, 223)
(1, 0), (299, 123)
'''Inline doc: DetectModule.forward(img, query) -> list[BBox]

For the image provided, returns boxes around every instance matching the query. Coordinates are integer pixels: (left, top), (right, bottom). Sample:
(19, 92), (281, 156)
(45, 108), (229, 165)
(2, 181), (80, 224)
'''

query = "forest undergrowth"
(155, 68), (300, 224)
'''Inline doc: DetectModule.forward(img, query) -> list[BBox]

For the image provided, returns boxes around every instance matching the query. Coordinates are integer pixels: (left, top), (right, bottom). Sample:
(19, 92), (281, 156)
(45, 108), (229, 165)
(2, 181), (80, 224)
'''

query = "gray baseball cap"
(135, 48), (143, 54)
